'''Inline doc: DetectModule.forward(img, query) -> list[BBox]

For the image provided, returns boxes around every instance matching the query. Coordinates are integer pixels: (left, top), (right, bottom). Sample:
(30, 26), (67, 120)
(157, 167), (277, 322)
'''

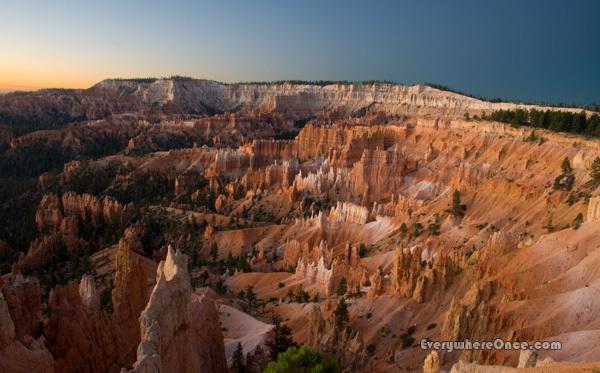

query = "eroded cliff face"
(0, 275), (54, 373)
(30, 114), (599, 371)
(15, 191), (135, 273)
(294, 241), (366, 297)
(112, 225), (153, 365)
(45, 279), (122, 373)
(5, 79), (583, 120)
(307, 303), (368, 371)
(127, 246), (227, 373)
(391, 246), (462, 303)
(1, 227), (159, 373)
(3, 79), (600, 373)
(35, 192), (135, 236)
(0, 274), (42, 341)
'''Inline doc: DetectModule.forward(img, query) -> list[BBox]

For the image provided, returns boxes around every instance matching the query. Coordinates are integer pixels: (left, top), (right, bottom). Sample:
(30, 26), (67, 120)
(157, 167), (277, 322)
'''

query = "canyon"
(1, 78), (600, 372)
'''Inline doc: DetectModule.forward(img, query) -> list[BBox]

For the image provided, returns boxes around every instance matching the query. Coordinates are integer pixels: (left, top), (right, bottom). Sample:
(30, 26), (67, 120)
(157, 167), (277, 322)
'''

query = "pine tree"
(451, 189), (463, 216)
(294, 287), (309, 303)
(590, 157), (600, 181)
(400, 222), (408, 233)
(336, 277), (347, 297)
(210, 241), (218, 262)
(334, 297), (349, 329)
(572, 213), (584, 230)
(561, 157), (572, 174)
(554, 157), (575, 191)
(232, 342), (245, 373)
(267, 316), (297, 360)
(244, 285), (257, 309)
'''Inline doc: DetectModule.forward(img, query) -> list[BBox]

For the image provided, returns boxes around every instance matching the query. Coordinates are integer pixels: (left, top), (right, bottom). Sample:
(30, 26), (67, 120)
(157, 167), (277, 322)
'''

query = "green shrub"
(264, 345), (338, 373)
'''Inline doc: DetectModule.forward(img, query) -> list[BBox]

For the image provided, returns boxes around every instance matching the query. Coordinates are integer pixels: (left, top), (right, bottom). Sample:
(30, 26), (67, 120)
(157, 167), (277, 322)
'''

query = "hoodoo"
(1, 78), (600, 372)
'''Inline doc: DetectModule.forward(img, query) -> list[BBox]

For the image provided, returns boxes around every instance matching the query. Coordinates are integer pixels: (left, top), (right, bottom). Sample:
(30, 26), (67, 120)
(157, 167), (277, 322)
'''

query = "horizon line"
(1, 77), (598, 108)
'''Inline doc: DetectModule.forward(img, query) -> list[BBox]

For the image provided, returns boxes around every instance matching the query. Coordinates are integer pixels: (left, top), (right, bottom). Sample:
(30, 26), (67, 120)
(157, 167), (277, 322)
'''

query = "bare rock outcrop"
(441, 281), (495, 341)
(16, 234), (62, 273)
(391, 246), (461, 303)
(36, 192), (134, 235)
(295, 242), (366, 297)
(0, 274), (42, 341)
(46, 279), (122, 373)
(587, 196), (600, 222)
(0, 290), (16, 349)
(79, 274), (100, 311)
(483, 232), (519, 258)
(441, 281), (503, 364)
(448, 350), (545, 372)
(35, 194), (64, 233)
(0, 290), (55, 373)
(0, 274), (54, 372)
(160, 291), (228, 373)
(127, 247), (227, 373)
(307, 304), (367, 371)
(17, 192), (136, 272)
(516, 349), (537, 368)
(329, 201), (369, 225)
(112, 225), (152, 364)
(423, 351), (441, 373)
(366, 266), (383, 299)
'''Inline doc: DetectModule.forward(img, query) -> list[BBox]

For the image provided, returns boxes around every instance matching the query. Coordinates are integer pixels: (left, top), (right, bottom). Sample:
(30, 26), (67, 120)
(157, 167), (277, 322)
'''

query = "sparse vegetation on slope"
(264, 345), (338, 373)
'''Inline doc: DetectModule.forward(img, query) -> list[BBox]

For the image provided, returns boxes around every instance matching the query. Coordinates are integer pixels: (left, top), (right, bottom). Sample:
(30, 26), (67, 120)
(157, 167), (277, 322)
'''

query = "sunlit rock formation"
(127, 246), (227, 373)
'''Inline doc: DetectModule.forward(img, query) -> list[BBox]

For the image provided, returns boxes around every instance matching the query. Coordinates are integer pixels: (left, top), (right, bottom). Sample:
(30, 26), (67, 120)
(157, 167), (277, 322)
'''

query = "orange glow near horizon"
(0, 57), (177, 92)
(0, 80), (93, 92)
(0, 65), (102, 92)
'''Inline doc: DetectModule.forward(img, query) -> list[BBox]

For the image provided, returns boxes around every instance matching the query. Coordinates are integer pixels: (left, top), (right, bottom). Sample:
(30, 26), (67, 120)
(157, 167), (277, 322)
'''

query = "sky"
(1, 0), (599, 104)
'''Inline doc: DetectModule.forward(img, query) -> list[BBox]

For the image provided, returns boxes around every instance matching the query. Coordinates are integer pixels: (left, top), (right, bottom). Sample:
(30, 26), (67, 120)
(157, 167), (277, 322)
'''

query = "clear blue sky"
(1, 0), (599, 104)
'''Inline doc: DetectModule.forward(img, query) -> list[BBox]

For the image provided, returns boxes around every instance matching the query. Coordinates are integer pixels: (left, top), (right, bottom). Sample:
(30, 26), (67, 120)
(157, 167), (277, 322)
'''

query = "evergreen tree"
(554, 157), (575, 191)
(400, 222), (408, 233)
(336, 277), (347, 297)
(561, 157), (572, 174)
(452, 189), (463, 216)
(210, 241), (218, 262)
(267, 316), (298, 360)
(572, 213), (584, 230)
(413, 222), (424, 236)
(590, 157), (600, 181)
(525, 130), (538, 142)
(334, 297), (349, 329)
(213, 279), (228, 294)
(480, 108), (599, 138)
(243, 285), (257, 309)
(232, 342), (246, 373)
(294, 287), (310, 303)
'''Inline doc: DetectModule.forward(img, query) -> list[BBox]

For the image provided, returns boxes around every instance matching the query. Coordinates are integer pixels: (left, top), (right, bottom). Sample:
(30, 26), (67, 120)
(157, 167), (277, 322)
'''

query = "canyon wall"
(0, 79), (588, 127)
